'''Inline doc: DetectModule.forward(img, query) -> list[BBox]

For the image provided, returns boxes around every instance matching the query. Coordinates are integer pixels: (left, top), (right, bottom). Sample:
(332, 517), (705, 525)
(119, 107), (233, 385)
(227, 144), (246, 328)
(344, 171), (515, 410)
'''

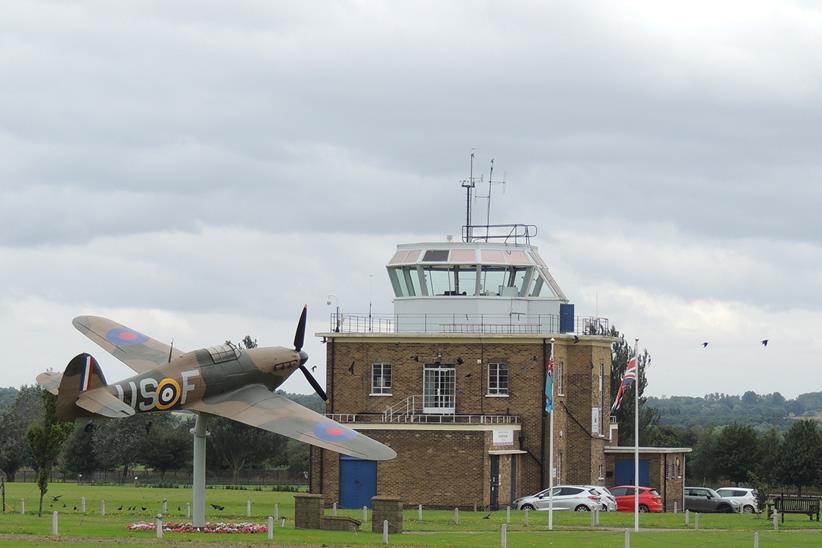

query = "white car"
(583, 485), (617, 511)
(512, 485), (602, 512)
(716, 487), (758, 513)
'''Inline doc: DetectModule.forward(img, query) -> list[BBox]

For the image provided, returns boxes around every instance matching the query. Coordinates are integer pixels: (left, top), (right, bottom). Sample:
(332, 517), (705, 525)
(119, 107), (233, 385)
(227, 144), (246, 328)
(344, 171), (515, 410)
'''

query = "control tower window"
(422, 249), (449, 262)
(456, 266), (478, 296)
(424, 266), (454, 296)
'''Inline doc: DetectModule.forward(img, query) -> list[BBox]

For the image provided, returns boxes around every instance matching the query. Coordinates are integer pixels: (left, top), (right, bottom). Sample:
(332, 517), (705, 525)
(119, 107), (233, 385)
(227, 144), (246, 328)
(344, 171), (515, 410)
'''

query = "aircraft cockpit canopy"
(206, 343), (241, 364)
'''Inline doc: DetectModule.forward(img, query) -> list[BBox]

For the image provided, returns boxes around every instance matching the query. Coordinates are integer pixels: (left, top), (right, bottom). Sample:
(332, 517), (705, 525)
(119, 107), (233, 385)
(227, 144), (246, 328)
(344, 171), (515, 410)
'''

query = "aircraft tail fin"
(55, 353), (108, 420)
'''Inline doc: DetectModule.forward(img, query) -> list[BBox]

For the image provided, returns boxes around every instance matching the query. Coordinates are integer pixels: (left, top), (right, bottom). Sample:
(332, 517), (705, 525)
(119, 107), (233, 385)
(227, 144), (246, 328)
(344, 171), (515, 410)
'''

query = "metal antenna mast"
(460, 150), (481, 242)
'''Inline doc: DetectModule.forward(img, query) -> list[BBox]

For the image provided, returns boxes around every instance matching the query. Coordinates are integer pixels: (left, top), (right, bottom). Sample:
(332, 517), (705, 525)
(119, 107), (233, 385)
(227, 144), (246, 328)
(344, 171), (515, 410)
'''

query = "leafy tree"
(26, 390), (73, 516)
(93, 413), (165, 482)
(61, 424), (97, 478)
(756, 428), (782, 485)
(0, 387), (17, 409)
(139, 420), (192, 480)
(610, 327), (655, 446)
(687, 427), (720, 484)
(207, 417), (287, 484)
(713, 424), (761, 485)
(778, 420), (822, 494)
(0, 385), (46, 481)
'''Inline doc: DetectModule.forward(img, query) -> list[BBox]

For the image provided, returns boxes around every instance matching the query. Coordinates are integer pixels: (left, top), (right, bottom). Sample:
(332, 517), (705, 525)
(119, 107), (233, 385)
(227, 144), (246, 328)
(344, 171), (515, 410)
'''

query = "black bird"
(573, 335), (580, 344)
(761, 339), (769, 347)
(51, 495), (62, 502)
(702, 342), (709, 348)
(141, 506), (147, 511)
(211, 504), (225, 511)
(482, 512), (492, 519)
(311, 365), (317, 372)
(177, 506), (181, 512)
(73, 506), (77, 511)
(117, 506), (123, 511)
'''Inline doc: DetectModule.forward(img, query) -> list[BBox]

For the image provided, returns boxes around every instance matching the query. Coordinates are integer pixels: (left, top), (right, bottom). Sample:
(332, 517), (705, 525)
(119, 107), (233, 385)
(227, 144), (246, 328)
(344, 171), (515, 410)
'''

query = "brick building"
(310, 229), (623, 509)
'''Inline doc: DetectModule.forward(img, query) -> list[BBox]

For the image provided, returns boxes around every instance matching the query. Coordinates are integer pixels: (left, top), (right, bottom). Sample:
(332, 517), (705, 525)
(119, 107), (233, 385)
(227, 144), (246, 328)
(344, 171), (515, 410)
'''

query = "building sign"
(592, 407), (601, 435)
(492, 429), (514, 446)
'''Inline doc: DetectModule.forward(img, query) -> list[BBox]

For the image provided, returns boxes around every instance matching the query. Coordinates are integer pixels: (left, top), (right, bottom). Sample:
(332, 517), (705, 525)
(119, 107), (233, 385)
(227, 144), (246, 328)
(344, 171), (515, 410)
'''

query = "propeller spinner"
(294, 306), (328, 401)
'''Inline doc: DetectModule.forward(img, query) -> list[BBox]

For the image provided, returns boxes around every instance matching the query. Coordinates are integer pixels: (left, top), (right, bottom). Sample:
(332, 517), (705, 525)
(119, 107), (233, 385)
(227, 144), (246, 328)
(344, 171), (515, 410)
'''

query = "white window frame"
(370, 362), (392, 396)
(486, 362), (509, 397)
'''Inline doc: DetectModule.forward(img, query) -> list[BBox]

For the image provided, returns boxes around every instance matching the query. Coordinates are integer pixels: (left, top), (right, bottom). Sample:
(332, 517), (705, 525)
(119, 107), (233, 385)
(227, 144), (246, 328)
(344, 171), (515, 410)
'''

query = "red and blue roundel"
(105, 327), (149, 346)
(314, 423), (357, 442)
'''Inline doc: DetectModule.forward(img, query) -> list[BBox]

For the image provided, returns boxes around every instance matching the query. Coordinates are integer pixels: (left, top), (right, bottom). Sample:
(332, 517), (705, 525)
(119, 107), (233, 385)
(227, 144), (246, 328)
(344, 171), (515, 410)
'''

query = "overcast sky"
(3, 0), (821, 398)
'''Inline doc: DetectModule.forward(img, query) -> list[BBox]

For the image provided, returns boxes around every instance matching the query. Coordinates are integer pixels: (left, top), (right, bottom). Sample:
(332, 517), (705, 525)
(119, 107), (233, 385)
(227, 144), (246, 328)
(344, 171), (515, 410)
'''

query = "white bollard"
(454, 507), (459, 524)
(474, 502), (477, 512)
(280, 517), (286, 528)
(274, 503), (279, 521)
(162, 498), (168, 514)
(267, 516), (274, 541)
(246, 500), (251, 517)
(20, 499), (24, 514)
(506, 505), (511, 523)
(363, 505), (368, 524)
(695, 513), (699, 530)
(51, 511), (59, 537)
(332, 501), (337, 517)
(624, 528), (631, 548)
(591, 507), (597, 527)
(100, 500), (105, 516)
(418, 504), (423, 521)
(383, 519), (389, 544)
(673, 501), (678, 514)
(186, 502), (191, 518)
(685, 509), (689, 527)
(773, 511), (778, 531)
(753, 531), (759, 548)
(155, 515), (163, 539)
(501, 523), (507, 548)
(524, 508), (529, 526)
(80, 497), (86, 513)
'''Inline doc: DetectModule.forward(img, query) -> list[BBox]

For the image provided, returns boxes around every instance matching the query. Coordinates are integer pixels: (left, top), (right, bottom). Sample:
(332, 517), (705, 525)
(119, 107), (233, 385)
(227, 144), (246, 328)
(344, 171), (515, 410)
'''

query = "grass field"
(1, 483), (821, 546)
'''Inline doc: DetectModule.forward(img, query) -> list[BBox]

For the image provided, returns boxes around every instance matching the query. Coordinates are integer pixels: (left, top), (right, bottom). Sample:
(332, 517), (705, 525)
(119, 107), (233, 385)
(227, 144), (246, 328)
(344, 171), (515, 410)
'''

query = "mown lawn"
(1, 483), (821, 546)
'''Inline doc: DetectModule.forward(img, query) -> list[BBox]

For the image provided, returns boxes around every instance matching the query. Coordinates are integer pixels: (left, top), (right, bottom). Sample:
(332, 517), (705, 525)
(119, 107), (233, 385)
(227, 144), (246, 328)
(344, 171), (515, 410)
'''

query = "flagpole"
(548, 337), (555, 531)
(633, 338), (640, 533)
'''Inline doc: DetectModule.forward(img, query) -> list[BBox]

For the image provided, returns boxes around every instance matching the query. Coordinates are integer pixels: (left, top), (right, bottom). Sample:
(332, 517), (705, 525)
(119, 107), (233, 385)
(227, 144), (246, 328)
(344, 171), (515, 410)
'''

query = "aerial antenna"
(459, 149), (481, 242)
(473, 158), (506, 242)
(167, 339), (174, 363)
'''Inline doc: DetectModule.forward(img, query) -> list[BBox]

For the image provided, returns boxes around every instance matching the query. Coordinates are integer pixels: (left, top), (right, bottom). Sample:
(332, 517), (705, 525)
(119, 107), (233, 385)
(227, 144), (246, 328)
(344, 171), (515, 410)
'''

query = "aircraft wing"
(73, 316), (184, 374)
(188, 384), (396, 461)
(76, 388), (135, 418)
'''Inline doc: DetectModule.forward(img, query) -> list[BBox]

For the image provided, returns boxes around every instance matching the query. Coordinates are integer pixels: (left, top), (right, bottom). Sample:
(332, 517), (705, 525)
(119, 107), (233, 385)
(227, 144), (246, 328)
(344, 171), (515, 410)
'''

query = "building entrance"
(423, 365), (455, 413)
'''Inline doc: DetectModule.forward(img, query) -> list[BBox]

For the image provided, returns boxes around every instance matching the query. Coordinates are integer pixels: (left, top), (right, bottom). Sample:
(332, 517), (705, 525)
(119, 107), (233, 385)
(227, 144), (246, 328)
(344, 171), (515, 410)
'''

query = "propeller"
(293, 306), (328, 401)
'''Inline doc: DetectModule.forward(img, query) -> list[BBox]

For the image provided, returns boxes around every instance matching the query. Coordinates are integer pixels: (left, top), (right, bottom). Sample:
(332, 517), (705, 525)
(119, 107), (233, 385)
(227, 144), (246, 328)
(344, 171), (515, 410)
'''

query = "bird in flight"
(761, 339), (769, 347)
(702, 342), (709, 348)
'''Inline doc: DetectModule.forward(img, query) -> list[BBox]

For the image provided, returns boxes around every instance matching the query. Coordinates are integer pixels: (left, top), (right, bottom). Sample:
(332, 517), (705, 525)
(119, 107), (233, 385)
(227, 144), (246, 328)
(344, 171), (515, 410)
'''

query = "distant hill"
(277, 390), (325, 414)
(0, 386), (17, 409)
(648, 390), (822, 429)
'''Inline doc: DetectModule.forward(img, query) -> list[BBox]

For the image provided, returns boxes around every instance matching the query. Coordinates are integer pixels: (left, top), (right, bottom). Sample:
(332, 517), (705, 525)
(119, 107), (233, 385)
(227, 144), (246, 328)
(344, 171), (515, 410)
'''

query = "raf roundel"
(313, 423), (358, 442)
(155, 378), (181, 410)
(105, 327), (149, 346)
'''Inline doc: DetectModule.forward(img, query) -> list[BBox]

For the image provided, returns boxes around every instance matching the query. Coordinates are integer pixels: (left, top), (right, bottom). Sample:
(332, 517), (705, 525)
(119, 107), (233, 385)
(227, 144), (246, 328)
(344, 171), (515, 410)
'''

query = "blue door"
(340, 456), (377, 508)
(615, 459), (650, 486)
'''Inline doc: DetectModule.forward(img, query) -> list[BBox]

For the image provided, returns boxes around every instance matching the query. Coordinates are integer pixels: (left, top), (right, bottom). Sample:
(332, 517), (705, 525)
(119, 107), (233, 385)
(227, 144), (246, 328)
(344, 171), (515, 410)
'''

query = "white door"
(423, 365), (455, 414)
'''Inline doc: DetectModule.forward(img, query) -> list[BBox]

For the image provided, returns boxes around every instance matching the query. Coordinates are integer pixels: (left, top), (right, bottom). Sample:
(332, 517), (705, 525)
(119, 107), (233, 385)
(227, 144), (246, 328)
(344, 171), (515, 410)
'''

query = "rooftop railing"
(326, 413), (520, 425)
(327, 313), (609, 336)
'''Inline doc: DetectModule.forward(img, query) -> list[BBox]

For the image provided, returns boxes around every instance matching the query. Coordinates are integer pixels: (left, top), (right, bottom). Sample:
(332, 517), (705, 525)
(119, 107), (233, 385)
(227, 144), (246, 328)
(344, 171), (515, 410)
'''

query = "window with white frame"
(598, 463), (604, 480)
(371, 363), (392, 395)
(487, 363), (509, 396)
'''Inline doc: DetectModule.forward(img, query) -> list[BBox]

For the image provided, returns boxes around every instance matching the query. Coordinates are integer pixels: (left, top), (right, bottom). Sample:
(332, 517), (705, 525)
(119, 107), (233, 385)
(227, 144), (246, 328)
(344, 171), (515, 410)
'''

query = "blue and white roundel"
(313, 423), (357, 442)
(105, 327), (149, 346)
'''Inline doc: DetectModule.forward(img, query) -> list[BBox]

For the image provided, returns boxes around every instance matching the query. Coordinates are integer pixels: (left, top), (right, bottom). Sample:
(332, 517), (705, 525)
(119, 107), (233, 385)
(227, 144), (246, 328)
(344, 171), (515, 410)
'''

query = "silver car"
(513, 485), (601, 512)
(684, 486), (742, 513)
(716, 487), (758, 513)
(584, 485), (617, 511)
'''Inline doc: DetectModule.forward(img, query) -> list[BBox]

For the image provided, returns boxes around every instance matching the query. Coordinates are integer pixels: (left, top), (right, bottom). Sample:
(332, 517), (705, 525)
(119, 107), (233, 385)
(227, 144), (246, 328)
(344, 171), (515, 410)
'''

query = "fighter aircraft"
(36, 307), (395, 461)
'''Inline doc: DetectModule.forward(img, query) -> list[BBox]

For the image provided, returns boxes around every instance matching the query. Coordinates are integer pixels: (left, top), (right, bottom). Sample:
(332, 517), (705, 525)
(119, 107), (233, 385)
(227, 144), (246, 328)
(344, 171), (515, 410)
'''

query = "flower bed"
(127, 521), (268, 533)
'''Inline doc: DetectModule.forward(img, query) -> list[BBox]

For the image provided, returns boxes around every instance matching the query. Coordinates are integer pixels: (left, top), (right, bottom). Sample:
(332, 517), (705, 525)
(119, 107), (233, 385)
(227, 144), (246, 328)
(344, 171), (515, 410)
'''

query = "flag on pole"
(610, 356), (637, 413)
(545, 356), (554, 412)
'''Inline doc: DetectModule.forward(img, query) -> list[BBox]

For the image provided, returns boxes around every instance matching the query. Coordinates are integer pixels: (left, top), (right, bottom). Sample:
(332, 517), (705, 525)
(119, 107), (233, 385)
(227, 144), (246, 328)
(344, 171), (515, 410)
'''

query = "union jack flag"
(611, 356), (637, 413)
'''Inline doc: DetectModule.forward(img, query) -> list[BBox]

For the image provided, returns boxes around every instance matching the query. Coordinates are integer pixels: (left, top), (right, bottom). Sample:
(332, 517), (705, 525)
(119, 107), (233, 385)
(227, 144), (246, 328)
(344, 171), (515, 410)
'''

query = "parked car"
(609, 485), (664, 512)
(716, 487), (758, 513)
(513, 485), (602, 512)
(684, 486), (742, 513)
(583, 485), (617, 511)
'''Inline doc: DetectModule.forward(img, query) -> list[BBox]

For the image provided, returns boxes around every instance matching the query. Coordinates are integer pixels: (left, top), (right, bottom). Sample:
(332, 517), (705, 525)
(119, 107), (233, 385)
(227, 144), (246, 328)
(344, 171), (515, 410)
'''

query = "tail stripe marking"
(80, 355), (93, 391)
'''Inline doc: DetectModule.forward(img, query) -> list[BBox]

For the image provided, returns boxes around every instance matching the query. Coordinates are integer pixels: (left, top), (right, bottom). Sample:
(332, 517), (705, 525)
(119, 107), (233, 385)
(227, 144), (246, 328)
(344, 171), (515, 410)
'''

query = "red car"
(609, 486), (664, 512)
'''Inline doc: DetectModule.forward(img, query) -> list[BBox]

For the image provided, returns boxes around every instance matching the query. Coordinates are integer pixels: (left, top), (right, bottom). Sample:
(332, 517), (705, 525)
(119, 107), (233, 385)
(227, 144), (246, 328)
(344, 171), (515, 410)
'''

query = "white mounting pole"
(548, 338), (556, 530)
(633, 338), (640, 533)
(192, 412), (208, 528)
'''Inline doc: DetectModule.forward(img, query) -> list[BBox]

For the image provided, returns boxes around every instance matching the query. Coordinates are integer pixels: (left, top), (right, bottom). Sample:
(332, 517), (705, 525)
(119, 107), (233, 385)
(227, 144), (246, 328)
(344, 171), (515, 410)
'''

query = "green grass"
(1, 483), (822, 546)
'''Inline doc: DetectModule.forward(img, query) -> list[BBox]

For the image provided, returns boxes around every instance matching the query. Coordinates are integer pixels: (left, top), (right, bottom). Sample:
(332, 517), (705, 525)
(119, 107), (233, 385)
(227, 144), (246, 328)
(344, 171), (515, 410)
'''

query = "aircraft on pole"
(36, 306), (396, 461)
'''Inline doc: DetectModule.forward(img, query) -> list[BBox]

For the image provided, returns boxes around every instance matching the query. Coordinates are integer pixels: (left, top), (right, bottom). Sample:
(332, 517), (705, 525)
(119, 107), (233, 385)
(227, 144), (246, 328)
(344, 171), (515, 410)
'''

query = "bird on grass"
(128, 506), (135, 511)
(177, 506), (181, 512)
(117, 506), (123, 511)
(51, 495), (62, 502)
(211, 504), (225, 511)
(482, 512), (492, 519)
(141, 506), (147, 511)
(73, 506), (77, 511)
